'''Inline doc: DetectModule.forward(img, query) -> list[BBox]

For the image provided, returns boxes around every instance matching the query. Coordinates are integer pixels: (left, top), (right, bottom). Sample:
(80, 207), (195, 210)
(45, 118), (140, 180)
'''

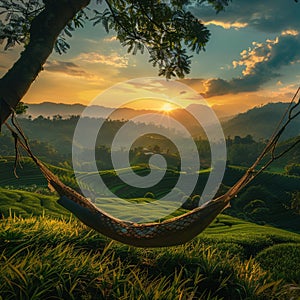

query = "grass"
(0, 212), (300, 299)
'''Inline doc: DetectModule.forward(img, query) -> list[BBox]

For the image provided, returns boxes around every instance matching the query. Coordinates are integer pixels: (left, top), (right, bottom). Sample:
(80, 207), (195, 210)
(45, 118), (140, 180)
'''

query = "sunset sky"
(0, 0), (300, 116)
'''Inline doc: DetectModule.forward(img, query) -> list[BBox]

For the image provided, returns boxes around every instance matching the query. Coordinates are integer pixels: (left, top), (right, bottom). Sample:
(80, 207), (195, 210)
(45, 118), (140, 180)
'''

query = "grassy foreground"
(1, 214), (300, 300)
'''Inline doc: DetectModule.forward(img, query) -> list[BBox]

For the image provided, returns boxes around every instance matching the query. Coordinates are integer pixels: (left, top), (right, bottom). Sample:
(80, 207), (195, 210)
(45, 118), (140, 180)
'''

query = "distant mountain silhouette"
(25, 101), (178, 120)
(25, 101), (229, 118)
(24, 102), (230, 137)
(25, 102), (86, 118)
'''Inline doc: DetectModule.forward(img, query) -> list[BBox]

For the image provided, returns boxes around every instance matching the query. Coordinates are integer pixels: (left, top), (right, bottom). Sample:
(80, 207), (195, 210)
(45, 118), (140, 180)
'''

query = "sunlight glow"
(161, 103), (175, 112)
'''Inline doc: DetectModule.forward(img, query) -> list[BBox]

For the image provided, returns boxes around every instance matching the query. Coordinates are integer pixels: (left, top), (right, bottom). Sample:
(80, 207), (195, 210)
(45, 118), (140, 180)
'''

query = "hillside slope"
(222, 102), (300, 140)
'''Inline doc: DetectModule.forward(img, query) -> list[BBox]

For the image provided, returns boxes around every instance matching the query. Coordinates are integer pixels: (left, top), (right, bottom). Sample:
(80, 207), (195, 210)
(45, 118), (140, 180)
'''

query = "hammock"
(4, 88), (300, 247)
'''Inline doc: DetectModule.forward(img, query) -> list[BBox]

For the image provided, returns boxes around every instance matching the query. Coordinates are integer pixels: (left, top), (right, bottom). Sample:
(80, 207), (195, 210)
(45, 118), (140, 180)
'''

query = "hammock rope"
(3, 88), (300, 247)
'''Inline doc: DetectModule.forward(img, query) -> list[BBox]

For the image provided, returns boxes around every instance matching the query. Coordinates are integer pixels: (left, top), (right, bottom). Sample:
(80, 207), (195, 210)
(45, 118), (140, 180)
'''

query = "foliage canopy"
(0, 0), (231, 78)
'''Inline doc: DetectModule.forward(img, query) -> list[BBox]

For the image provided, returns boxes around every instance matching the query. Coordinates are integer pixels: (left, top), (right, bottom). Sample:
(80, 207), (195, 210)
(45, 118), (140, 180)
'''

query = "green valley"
(1, 105), (300, 299)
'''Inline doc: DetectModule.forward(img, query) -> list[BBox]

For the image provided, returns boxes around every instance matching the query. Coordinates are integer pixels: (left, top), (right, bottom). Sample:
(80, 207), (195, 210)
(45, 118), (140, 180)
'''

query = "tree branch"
(0, 0), (91, 129)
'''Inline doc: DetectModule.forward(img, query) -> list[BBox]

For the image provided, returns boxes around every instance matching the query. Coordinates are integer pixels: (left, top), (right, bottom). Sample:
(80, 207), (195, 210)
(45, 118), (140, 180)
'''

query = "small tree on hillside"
(285, 163), (300, 176)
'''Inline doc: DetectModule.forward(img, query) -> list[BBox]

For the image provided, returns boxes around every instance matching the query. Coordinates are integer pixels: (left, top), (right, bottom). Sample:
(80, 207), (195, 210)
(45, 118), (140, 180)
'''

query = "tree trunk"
(0, 0), (90, 129)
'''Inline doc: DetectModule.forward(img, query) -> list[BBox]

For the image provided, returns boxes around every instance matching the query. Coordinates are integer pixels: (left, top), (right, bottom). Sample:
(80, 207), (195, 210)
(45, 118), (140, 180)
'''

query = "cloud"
(282, 29), (299, 36)
(204, 21), (248, 30)
(232, 38), (279, 77)
(190, 0), (300, 33)
(77, 52), (128, 68)
(126, 78), (168, 92)
(45, 60), (95, 79)
(178, 78), (206, 93)
(202, 31), (300, 97)
(103, 36), (117, 42)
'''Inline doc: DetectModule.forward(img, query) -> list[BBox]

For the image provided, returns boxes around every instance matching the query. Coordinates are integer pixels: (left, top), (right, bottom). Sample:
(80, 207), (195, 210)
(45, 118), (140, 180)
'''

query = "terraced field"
(1, 156), (300, 231)
(0, 156), (75, 188)
(0, 157), (47, 187)
(0, 188), (69, 218)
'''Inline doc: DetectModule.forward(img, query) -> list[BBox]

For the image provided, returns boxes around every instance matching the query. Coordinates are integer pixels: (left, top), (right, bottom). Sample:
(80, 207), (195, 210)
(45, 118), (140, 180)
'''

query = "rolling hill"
(1, 157), (300, 232)
(222, 102), (300, 140)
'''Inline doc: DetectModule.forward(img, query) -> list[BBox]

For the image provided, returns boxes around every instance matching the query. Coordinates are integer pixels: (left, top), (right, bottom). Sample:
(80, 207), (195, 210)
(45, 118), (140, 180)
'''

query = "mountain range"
(24, 101), (300, 140)
(24, 101), (232, 120)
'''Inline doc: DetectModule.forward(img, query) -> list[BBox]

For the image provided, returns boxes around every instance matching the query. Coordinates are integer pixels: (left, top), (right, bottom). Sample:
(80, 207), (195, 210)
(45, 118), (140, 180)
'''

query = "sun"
(161, 103), (174, 112)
